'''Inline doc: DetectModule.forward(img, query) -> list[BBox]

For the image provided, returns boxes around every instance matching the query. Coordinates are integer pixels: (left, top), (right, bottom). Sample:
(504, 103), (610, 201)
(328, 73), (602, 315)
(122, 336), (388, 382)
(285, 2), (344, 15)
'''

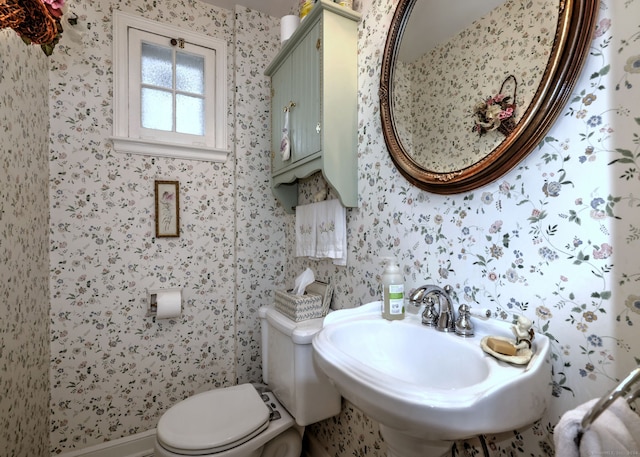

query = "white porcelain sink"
(312, 301), (552, 457)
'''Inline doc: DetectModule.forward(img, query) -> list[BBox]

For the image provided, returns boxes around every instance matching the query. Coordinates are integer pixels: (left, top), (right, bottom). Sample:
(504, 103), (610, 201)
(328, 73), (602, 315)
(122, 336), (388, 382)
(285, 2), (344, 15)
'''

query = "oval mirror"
(380, 0), (600, 194)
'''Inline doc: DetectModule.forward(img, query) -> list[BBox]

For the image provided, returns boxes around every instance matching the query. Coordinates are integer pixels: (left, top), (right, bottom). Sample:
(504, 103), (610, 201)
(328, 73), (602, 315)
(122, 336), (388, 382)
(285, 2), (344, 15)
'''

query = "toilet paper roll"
(155, 288), (182, 319)
(280, 15), (300, 43)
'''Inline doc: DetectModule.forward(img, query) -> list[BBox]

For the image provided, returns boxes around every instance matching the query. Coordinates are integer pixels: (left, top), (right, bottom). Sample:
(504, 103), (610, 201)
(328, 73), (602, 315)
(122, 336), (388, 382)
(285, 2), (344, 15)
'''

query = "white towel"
(295, 200), (347, 266)
(315, 199), (347, 266)
(554, 397), (640, 457)
(280, 110), (290, 161)
(295, 203), (317, 258)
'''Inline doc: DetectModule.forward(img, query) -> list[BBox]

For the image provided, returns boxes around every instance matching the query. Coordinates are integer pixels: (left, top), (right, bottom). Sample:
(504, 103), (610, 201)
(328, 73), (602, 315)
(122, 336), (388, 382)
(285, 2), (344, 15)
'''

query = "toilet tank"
(258, 306), (341, 426)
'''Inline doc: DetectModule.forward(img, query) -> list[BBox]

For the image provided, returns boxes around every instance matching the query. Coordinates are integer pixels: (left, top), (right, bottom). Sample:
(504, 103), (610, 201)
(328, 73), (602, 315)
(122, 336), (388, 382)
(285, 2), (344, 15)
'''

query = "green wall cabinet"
(265, 0), (360, 213)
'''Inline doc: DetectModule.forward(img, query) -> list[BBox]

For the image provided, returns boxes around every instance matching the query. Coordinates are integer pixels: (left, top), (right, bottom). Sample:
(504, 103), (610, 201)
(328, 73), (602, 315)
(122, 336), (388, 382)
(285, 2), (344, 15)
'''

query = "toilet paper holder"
(147, 287), (182, 318)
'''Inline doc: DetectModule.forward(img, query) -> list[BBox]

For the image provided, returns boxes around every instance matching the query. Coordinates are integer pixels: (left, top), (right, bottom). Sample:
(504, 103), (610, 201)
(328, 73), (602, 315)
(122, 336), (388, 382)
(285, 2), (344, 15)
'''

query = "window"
(112, 11), (229, 162)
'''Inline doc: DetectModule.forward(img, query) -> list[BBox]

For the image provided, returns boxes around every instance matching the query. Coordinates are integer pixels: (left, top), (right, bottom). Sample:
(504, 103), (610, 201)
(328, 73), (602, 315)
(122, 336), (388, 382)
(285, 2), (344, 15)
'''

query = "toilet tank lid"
(260, 306), (325, 344)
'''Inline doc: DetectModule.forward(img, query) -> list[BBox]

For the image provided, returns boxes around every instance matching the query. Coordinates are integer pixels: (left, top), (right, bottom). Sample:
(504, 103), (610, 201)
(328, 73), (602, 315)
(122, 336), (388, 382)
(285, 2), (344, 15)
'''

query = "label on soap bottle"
(388, 284), (404, 315)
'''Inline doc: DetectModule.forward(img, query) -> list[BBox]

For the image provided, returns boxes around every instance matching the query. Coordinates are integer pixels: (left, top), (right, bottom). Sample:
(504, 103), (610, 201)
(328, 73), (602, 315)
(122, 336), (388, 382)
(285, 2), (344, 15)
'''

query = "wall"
(0, 30), (51, 456)
(3, 0), (637, 454)
(47, 0), (282, 452)
(233, 7), (284, 384)
(290, 0), (640, 455)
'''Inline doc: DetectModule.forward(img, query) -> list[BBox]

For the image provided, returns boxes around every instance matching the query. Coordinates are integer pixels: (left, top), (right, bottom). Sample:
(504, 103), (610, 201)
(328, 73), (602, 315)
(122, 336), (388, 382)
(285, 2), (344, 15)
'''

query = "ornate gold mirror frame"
(380, 0), (600, 194)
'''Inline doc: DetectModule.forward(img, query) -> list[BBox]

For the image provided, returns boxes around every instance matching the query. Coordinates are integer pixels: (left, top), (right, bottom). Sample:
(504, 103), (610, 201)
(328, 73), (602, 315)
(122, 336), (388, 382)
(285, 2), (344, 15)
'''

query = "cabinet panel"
(290, 22), (321, 163)
(271, 22), (321, 175)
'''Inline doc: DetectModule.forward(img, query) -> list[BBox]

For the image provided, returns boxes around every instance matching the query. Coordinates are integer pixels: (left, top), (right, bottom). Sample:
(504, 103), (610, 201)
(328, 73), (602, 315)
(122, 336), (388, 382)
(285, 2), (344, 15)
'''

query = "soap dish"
(480, 335), (533, 365)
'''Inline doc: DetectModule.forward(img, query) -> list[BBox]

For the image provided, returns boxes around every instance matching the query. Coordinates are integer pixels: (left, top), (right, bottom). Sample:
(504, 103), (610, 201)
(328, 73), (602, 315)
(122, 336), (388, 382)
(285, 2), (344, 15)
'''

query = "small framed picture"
(155, 180), (180, 238)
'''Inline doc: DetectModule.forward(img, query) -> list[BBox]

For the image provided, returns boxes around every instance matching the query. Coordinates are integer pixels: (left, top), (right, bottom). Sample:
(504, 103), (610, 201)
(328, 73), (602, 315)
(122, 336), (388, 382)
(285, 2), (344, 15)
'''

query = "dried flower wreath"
(472, 75), (518, 137)
(0, 0), (67, 55)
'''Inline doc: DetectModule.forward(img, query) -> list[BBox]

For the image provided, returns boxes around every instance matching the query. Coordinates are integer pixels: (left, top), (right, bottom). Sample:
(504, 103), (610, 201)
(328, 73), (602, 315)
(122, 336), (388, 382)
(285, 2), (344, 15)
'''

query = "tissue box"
(274, 281), (333, 322)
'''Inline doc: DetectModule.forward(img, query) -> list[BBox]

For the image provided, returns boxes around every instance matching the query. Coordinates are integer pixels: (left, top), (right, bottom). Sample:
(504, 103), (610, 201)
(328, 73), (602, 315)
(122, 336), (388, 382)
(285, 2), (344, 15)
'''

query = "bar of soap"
(486, 337), (517, 356)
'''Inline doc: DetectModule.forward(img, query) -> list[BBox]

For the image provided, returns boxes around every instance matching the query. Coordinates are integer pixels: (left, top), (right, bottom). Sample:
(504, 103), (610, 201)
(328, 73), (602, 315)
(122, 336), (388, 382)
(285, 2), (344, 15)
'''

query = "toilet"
(154, 305), (342, 457)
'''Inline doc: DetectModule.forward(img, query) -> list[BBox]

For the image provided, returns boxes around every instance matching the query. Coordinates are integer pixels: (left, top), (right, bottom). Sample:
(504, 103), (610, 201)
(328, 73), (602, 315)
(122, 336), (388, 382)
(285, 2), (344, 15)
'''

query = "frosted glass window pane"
(141, 88), (173, 131)
(176, 94), (204, 135)
(141, 43), (173, 89)
(176, 52), (204, 94)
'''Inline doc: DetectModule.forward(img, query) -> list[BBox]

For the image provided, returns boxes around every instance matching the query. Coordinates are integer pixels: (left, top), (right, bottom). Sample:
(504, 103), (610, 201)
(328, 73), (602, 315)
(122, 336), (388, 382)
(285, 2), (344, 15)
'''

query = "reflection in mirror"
(392, 0), (558, 172)
(380, 0), (600, 194)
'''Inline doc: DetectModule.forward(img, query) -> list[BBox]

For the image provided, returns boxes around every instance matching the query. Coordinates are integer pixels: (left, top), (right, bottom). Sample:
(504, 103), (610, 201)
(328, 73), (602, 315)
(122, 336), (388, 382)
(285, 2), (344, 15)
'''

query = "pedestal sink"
(312, 302), (552, 457)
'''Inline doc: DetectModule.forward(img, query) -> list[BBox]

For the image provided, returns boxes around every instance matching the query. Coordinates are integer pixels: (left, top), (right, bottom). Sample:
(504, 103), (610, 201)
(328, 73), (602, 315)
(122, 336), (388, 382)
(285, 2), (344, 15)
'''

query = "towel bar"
(580, 368), (640, 431)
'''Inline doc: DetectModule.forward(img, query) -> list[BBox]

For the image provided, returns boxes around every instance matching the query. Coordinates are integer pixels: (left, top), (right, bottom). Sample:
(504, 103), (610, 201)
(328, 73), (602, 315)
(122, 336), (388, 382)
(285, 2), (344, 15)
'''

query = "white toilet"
(154, 305), (342, 457)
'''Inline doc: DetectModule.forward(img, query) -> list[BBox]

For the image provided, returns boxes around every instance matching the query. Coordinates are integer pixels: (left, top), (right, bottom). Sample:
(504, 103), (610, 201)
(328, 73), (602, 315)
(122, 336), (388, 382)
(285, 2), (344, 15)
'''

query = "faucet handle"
(455, 304), (474, 337)
(421, 296), (439, 327)
(469, 306), (492, 319)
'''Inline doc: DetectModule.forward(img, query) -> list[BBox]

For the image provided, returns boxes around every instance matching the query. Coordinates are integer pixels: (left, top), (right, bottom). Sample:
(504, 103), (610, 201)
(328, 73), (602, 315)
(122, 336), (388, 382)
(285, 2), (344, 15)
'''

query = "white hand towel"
(295, 200), (347, 266)
(315, 199), (347, 266)
(554, 397), (640, 456)
(295, 203), (317, 258)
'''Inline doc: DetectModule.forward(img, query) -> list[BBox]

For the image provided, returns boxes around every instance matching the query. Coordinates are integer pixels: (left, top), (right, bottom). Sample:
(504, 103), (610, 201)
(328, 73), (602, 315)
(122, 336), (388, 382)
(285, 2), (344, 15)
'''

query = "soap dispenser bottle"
(381, 257), (405, 321)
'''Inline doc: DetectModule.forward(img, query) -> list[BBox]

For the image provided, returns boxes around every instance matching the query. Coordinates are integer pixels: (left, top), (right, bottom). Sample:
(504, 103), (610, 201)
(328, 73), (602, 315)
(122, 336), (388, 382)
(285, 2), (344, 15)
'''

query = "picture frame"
(155, 180), (180, 237)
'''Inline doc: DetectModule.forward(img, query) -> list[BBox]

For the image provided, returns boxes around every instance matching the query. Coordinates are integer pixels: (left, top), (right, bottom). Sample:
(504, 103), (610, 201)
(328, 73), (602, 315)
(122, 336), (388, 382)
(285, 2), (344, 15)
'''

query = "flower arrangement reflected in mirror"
(472, 75), (518, 137)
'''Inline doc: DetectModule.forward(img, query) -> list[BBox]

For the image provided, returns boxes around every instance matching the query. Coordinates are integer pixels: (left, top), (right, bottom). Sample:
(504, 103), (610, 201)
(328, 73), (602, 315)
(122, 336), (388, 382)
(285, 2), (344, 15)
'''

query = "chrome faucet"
(409, 284), (455, 332)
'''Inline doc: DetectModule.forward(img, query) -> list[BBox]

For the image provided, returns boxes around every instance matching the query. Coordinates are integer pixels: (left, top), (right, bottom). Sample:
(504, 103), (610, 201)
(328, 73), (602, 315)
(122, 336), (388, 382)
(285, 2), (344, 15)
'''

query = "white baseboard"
(303, 432), (331, 457)
(58, 429), (156, 457)
(58, 427), (328, 457)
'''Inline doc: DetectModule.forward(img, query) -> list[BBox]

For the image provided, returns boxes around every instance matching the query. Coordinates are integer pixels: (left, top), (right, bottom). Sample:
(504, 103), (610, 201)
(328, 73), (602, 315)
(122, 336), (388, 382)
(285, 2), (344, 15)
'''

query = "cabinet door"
(270, 58), (292, 174)
(289, 21), (321, 163)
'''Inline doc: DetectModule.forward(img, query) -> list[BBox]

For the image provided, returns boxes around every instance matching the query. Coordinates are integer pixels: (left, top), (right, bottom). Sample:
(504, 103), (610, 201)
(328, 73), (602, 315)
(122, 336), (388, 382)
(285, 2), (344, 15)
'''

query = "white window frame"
(111, 11), (229, 162)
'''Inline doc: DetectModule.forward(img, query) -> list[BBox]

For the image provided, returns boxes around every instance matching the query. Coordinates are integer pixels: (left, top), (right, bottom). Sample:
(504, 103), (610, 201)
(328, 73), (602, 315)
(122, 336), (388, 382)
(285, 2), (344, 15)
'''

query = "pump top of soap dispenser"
(382, 257), (400, 272)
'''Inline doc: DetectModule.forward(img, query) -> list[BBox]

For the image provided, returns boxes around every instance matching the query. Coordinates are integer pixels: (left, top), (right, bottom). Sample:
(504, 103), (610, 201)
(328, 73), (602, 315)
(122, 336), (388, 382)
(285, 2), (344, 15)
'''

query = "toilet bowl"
(154, 306), (341, 457)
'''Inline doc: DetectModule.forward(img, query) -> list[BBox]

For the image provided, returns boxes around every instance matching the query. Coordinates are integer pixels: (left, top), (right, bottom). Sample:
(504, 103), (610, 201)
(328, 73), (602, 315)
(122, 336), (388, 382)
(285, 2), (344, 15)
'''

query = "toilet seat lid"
(157, 384), (270, 454)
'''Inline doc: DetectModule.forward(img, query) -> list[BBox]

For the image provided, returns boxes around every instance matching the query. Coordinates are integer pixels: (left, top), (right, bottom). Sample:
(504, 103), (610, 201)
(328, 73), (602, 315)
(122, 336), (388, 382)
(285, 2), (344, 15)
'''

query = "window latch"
(170, 38), (185, 48)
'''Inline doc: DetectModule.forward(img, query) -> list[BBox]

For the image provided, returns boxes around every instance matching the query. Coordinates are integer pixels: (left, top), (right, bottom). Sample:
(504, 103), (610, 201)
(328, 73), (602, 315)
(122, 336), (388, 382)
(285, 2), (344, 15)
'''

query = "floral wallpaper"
(0, 30), (51, 456)
(1, 0), (638, 455)
(396, 0), (556, 171)
(47, 0), (284, 453)
(233, 7), (284, 385)
(292, 0), (640, 456)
